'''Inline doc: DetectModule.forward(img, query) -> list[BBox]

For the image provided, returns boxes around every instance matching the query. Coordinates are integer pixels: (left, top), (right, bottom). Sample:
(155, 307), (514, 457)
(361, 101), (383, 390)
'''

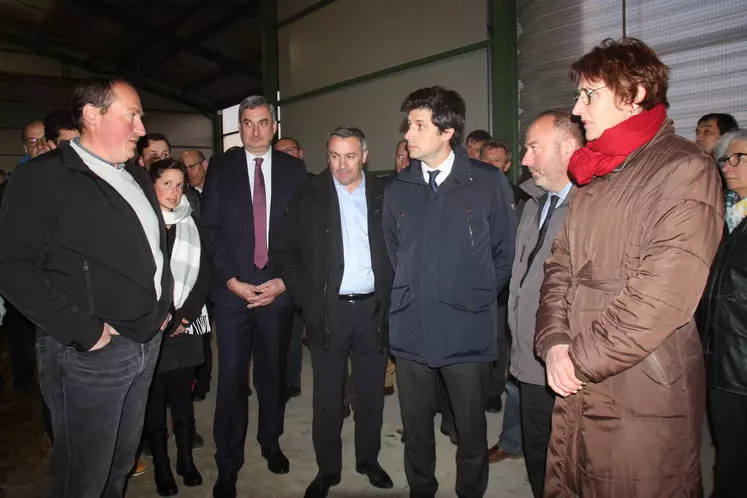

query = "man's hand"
(247, 278), (286, 309)
(170, 318), (190, 337)
(546, 344), (585, 397)
(88, 323), (119, 352)
(227, 277), (261, 301)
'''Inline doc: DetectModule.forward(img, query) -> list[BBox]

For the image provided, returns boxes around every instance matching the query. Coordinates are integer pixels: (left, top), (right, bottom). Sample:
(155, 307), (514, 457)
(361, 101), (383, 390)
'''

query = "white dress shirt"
(245, 147), (273, 247)
(421, 150), (455, 187)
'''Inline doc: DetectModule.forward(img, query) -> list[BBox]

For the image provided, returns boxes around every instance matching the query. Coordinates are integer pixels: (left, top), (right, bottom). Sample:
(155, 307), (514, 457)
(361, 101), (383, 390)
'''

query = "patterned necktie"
(253, 157), (268, 269)
(428, 169), (441, 193)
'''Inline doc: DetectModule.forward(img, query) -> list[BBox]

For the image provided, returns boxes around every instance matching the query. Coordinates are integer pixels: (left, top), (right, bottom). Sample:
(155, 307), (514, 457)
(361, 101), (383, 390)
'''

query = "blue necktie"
(428, 169), (441, 193)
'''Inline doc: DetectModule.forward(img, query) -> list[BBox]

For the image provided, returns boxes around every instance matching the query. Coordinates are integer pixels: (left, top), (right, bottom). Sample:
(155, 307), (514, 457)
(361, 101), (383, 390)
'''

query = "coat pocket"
(441, 285), (495, 312)
(390, 284), (414, 314)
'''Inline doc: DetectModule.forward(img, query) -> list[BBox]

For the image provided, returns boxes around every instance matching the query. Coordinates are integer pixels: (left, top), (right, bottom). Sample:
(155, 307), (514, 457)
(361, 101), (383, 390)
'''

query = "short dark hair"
(149, 158), (186, 184)
(400, 86), (466, 147)
(698, 113), (739, 135)
(44, 108), (78, 143)
(327, 125), (367, 151)
(570, 37), (669, 110)
(480, 139), (512, 161)
(534, 109), (586, 146)
(137, 133), (171, 158)
(72, 76), (129, 131)
(466, 129), (492, 144)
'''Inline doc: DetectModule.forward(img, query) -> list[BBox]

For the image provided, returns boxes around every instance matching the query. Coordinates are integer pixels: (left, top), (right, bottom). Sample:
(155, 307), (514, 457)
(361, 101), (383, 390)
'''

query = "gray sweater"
(508, 180), (572, 386)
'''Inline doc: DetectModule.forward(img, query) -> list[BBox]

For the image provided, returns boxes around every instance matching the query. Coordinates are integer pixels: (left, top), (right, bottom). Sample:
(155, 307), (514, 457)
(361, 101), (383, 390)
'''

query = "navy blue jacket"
(383, 147), (516, 367)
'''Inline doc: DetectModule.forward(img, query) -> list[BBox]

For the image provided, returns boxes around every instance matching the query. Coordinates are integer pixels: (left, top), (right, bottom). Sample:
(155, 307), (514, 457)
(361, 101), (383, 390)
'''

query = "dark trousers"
(287, 307), (305, 389)
(213, 268), (294, 478)
(709, 387), (747, 498)
(489, 305), (509, 397)
(310, 296), (387, 474)
(520, 382), (555, 498)
(144, 367), (196, 434)
(397, 358), (491, 498)
(4, 302), (36, 389)
(36, 332), (161, 498)
(193, 332), (212, 397)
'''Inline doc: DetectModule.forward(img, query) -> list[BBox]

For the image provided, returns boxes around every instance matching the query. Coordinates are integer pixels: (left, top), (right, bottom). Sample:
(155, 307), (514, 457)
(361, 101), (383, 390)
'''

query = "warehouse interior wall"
(0, 47), (214, 173)
(276, 0), (491, 174)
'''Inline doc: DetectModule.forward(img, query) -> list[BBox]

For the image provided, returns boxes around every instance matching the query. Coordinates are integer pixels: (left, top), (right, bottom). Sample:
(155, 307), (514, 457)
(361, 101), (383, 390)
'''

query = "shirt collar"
(551, 181), (573, 203)
(245, 146), (272, 165)
(422, 150), (455, 181)
(333, 172), (366, 193)
(72, 137), (126, 170)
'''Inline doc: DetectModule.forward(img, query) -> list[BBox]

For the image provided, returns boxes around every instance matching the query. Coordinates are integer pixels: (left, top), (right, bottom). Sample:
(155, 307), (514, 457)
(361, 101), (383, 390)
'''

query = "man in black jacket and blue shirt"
(274, 126), (394, 498)
(383, 86), (516, 498)
(0, 77), (173, 498)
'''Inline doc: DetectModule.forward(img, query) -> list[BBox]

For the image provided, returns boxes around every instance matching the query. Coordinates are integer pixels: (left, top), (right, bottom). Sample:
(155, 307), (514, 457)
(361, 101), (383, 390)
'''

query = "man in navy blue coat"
(383, 86), (516, 498)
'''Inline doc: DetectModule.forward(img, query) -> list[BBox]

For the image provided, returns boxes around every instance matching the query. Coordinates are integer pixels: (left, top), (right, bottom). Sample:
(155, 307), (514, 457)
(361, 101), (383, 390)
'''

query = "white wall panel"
(279, 0), (488, 98)
(143, 112), (213, 151)
(279, 49), (489, 174)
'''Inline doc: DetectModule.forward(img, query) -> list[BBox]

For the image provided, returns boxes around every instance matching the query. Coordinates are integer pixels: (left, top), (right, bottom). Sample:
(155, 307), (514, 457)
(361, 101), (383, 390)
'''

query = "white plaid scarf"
(162, 196), (210, 335)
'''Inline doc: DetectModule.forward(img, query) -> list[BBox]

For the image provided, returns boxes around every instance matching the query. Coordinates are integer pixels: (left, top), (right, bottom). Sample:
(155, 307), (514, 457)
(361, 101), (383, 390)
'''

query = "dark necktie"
(521, 195), (560, 285)
(253, 157), (268, 269)
(428, 169), (441, 193)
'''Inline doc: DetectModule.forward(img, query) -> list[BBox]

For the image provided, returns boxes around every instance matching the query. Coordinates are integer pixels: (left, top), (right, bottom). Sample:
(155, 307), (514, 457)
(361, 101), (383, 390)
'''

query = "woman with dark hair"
(535, 38), (724, 497)
(144, 158), (210, 496)
(699, 129), (747, 498)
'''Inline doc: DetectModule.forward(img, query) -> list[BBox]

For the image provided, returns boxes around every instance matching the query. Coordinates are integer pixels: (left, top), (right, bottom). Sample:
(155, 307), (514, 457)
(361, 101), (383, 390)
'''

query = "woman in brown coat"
(535, 38), (724, 497)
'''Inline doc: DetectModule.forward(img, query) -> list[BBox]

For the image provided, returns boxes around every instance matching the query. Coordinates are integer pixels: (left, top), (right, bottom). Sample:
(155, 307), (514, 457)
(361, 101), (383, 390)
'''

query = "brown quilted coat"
(535, 120), (724, 498)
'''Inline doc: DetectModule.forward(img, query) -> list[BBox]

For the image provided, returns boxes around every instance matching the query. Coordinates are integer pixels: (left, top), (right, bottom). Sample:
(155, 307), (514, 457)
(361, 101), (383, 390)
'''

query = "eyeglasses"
(718, 152), (747, 168)
(184, 161), (203, 170)
(278, 147), (300, 155)
(573, 85), (607, 105)
(25, 137), (47, 148)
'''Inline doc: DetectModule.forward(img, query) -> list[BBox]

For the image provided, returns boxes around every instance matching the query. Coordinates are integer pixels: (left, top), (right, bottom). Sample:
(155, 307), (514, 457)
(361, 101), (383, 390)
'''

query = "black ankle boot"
(173, 417), (203, 487)
(146, 430), (178, 497)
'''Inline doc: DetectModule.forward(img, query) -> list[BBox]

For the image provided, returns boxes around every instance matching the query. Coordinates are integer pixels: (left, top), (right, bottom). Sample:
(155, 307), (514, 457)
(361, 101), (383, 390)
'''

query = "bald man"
(180, 149), (209, 193)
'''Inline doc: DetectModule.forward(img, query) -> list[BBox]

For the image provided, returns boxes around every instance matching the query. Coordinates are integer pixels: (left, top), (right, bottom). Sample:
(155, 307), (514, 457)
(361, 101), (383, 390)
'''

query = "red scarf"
(568, 104), (667, 185)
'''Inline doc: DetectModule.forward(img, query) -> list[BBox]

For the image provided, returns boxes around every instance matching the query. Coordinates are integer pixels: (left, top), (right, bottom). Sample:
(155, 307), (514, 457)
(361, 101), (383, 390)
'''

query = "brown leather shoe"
(488, 444), (522, 463)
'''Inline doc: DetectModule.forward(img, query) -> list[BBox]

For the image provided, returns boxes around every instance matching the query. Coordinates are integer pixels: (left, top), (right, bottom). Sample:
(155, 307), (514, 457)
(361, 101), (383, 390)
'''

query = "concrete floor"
(5, 346), (717, 498)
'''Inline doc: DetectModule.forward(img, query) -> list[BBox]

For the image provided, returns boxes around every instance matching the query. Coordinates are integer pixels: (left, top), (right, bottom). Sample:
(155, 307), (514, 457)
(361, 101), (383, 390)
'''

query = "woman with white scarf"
(144, 159), (210, 496)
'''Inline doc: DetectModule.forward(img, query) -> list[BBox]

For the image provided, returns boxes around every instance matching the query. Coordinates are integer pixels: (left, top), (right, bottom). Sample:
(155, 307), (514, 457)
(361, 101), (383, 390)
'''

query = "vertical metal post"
(490, 0), (520, 184)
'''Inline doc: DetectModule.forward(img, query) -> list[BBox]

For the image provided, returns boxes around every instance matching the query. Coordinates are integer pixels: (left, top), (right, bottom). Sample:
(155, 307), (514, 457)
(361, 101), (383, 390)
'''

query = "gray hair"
(238, 95), (277, 122)
(327, 125), (367, 151)
(713, 130), (747, 163)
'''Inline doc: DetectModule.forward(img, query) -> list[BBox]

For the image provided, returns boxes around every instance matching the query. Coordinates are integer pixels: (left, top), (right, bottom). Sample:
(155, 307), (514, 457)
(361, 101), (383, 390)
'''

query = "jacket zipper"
(83, 261), (95, 314)
(466, 208), (476, 255)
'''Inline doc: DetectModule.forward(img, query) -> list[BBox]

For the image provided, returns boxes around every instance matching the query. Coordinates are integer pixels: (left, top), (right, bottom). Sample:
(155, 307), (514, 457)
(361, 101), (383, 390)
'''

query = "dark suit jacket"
(199, 147), (308, 306)
(272, 170), (394, 350)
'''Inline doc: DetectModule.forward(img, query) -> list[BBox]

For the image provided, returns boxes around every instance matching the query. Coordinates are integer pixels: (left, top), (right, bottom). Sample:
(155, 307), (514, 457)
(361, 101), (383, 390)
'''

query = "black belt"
(338, 292), (374, 301)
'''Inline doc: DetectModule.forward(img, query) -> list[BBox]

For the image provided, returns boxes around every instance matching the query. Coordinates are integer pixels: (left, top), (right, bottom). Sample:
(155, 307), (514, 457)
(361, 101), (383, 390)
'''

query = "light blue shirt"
(334, 175), (375, 294)
(539, 182), (572, 228)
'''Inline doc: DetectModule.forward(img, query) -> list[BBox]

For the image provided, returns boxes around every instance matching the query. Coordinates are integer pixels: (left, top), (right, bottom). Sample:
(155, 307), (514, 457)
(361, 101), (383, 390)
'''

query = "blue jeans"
(497, 378), (522, 455)
(36, 332), (162, 498)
